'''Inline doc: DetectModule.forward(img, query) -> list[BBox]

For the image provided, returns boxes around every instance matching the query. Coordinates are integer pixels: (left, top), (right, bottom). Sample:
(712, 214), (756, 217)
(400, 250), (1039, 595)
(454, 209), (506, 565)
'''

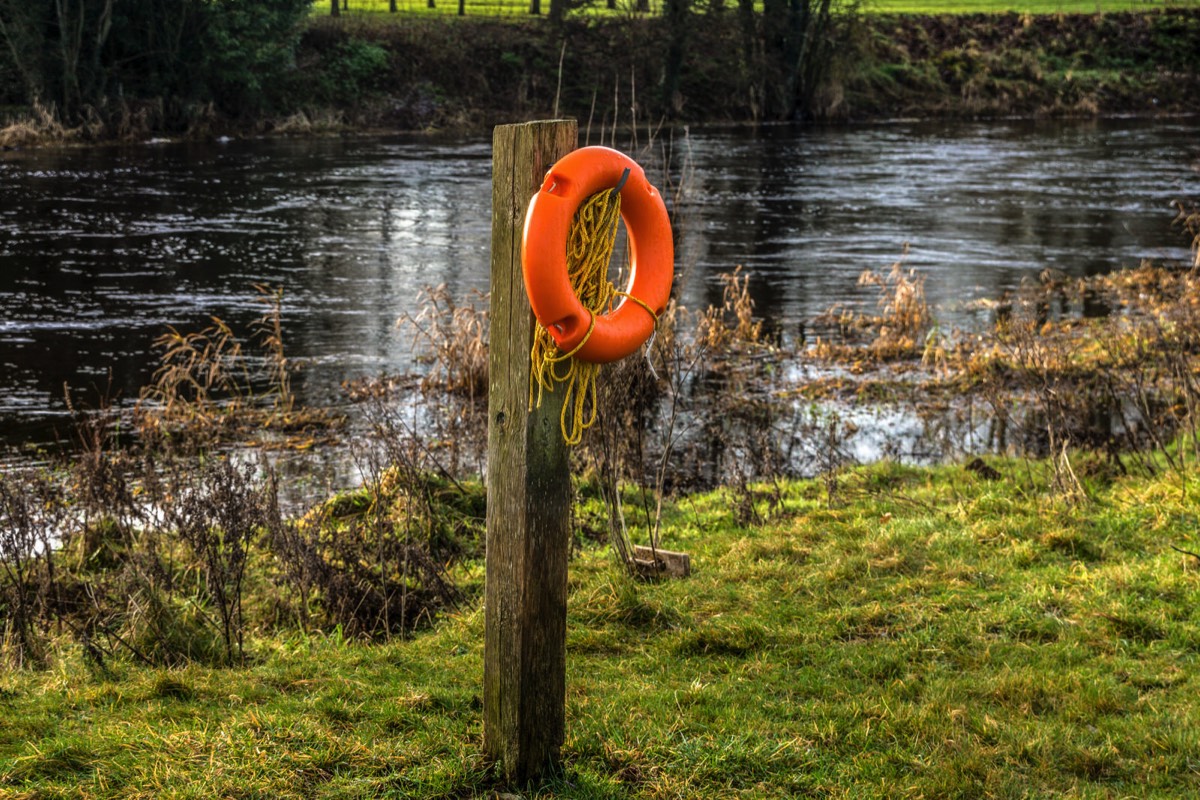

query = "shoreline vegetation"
(1, 6), (1199, 148)
(2, 199), (1199, 794)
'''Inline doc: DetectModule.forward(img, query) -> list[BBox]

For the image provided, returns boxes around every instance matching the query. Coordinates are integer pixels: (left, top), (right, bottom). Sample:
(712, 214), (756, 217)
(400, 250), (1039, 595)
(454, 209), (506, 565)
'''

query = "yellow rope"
(529, 187), (656, 446)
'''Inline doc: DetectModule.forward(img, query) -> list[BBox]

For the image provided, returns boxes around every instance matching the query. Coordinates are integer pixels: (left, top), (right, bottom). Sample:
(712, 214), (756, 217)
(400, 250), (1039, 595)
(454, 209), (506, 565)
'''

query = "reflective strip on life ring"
(522, 145), (674, 365)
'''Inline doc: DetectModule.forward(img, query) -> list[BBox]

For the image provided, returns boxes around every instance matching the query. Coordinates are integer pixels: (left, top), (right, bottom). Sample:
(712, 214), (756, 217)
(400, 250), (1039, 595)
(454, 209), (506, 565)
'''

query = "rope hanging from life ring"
(522, 146), (675, 445)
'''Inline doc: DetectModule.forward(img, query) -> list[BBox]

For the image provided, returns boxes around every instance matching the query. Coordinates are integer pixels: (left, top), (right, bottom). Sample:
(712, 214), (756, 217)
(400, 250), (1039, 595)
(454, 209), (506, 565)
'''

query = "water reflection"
(675, 119), (1198, 332)
(1, 118), (1197, 447)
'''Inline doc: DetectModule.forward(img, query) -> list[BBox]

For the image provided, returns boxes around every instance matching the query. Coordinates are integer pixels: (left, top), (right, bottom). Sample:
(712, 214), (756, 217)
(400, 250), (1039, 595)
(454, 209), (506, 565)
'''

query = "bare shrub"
(585, 268), (810, 575)
(163, 458), (281, 666)
(270, 401), (479, 638)
(0, 470), (65, 668)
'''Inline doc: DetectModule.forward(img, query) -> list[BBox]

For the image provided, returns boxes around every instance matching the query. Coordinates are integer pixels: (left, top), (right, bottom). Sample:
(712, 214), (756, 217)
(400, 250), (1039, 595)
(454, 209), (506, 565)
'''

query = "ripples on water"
(1, 118), (1197, 448)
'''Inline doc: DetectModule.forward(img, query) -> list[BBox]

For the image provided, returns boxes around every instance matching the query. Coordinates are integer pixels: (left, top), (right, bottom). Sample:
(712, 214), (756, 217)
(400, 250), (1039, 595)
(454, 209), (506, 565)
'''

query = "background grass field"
(316, 0), (1200, 18)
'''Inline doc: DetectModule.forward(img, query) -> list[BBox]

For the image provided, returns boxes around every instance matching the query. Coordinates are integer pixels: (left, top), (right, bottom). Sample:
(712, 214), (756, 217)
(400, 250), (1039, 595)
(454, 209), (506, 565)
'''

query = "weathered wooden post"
(484, 119), (578, 783)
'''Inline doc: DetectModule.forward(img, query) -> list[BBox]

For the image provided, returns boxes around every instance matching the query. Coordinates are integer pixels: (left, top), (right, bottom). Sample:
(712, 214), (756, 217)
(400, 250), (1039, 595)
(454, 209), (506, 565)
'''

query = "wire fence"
(319, 0), (667, 18)
(320, 0), (1198, 16)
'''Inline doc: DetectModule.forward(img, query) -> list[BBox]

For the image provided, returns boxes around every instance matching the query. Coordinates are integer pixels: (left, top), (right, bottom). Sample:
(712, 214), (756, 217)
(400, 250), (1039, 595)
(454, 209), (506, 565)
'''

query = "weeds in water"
(585, 266), (817, 577)
(136, 285), (336, 446)
(0, 101), (72, 148)
(252, 284), (295, 418)
(963, 263), (1200, 487)
(813, 246), (933, 362)
(393, 285), (490, 476)
(799, 223), (1200, 495)
(858, 248), (932, 351)
(400, 284), (489, 401)
(138, 315), (250, 436)
(696, 266), (765, 351)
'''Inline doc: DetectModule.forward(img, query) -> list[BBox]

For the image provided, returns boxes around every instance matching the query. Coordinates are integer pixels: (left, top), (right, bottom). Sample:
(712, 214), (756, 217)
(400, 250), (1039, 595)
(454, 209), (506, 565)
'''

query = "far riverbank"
(2, 9), (1198, 146)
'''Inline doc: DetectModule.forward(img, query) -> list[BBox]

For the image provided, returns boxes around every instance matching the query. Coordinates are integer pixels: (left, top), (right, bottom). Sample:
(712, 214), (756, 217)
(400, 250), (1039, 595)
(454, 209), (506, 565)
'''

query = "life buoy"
(522, 146), (674, 364)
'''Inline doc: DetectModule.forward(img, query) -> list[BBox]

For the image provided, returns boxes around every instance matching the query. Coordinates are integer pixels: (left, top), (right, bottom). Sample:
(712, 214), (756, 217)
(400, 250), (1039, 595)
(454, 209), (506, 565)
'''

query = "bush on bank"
(0, 0), (313, 132)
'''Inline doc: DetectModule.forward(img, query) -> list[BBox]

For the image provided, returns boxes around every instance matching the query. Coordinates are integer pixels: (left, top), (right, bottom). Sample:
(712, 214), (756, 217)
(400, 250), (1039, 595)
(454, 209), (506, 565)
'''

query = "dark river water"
(2, 117), (1198, 449)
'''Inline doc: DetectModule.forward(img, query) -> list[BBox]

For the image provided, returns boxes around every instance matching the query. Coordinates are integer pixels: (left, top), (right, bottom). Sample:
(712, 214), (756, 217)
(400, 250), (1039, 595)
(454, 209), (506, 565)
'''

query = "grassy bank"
(280, 9), (1200, 134)
(845, 10), (1200, 117)
(2, 454), (1198, 797)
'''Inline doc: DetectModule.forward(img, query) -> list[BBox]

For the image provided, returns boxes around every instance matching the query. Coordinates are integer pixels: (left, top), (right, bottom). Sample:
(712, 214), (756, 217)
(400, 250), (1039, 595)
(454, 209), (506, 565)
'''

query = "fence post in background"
(484, 119), (578, 784)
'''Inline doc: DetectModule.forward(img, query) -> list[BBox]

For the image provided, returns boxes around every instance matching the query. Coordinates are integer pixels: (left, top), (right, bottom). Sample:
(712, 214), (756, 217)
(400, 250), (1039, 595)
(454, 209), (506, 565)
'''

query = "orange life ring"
(522, 146), (674, 364)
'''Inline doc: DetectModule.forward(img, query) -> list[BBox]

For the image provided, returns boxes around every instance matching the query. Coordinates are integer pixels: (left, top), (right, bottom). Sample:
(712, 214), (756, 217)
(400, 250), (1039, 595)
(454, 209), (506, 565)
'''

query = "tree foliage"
(0, 0), (311, 127)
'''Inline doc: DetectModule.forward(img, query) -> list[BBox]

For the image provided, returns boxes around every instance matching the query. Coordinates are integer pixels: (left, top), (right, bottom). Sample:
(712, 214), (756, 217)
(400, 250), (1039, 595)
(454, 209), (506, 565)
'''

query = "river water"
(1, 118), (1198, 450)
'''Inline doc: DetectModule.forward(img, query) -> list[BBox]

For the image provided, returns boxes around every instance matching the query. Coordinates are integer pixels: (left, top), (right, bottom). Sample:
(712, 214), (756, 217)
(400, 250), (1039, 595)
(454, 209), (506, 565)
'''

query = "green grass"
(3, 457), (1200, 797)
(867, 0), (1198, 13)
(316, 0), (1200, 17)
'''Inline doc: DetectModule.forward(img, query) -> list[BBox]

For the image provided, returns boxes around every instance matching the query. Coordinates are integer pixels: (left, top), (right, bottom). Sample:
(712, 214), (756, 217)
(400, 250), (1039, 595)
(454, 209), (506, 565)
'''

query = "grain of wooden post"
(484, 119), (578, 783)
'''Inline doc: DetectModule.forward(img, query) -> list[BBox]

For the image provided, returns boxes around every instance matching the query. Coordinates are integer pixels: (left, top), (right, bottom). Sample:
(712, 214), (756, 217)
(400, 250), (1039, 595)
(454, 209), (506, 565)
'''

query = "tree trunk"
(661, 0), (689, 117)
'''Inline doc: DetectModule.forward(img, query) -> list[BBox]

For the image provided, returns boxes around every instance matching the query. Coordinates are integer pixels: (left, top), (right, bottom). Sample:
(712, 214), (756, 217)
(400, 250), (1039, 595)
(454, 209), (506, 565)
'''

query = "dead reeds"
(135, 285), (338, 446)
(812, 245), (933, 362)
(0, 102), (74, 149)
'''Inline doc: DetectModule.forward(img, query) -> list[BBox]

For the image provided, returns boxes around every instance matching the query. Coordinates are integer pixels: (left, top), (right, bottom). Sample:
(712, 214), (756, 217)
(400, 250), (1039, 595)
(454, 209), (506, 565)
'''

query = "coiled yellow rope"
(529, 187), (654, 446)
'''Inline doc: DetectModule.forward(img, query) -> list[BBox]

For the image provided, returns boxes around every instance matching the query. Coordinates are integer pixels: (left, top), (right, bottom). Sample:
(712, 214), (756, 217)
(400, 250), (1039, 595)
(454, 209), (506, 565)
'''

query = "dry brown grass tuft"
(0, 102), (74, 148)
(696, 266), (765, 351)
(399, 285), (489, 401)
(1175, 200), (1200, 270)
(135, 286), (338, 446)
(811, 246), (933, 363)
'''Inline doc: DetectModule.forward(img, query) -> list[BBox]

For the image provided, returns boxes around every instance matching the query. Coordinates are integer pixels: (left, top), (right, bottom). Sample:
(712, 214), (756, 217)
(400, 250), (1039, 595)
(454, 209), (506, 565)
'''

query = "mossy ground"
(3, 453), (1198, 798)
